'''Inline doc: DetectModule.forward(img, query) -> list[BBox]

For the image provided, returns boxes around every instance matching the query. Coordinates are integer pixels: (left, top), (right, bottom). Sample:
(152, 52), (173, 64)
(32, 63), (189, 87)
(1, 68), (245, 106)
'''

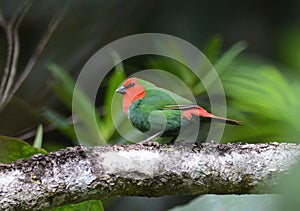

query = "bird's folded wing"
(162, 105), (199, 110)
(162, 104), (213, 118)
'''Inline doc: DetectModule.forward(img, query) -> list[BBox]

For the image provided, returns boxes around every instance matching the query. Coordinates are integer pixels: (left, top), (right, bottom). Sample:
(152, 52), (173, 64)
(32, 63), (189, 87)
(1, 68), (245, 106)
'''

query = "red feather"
(121, 78), (146, 114)
(182, 106), (214, 120)
(182, 106), (240, 125)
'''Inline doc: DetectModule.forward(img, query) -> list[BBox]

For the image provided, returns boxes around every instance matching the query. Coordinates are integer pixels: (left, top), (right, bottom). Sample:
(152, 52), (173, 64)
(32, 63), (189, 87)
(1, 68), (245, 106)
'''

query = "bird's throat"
(122, 90), (146, 114)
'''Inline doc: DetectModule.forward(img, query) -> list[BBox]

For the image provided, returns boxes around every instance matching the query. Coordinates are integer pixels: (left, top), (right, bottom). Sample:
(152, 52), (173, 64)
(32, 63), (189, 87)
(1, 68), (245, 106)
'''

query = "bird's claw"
(139, 131), (164, 146)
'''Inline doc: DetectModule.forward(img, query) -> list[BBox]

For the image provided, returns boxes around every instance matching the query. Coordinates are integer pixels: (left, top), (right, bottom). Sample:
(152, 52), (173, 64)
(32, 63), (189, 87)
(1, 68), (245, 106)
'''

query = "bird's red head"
(116, 78), (146, 114)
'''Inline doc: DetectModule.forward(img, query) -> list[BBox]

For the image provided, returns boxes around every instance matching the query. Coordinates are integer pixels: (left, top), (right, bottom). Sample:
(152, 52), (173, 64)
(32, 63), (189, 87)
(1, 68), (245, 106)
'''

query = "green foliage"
(192, 41), (247, 95)
(147, 46), (198, 88)
(100, 52), (127, 141)
(47, 64), (105, 145)
(51, 200), (104, 211)
(171, 194), (279, 211)
(148, 39), (246, 97)
(221, 59), (300, 142)
(33, 124), (44, 148)
(202, 34), (223, 64)
(46, 63), (126, 145)
(0, 135), (47, 163)
(43, 109), (77, 141)
(276, 27), (300, 71)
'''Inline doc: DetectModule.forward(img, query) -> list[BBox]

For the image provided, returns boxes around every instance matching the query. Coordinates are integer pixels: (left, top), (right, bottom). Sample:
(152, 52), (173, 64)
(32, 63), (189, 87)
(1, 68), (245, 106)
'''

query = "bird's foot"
(139, 131), (163, 146)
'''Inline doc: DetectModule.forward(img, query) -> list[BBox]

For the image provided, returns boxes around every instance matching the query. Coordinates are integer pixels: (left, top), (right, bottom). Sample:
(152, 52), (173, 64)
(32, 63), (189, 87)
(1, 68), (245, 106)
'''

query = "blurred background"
(0, 0), (300, 210)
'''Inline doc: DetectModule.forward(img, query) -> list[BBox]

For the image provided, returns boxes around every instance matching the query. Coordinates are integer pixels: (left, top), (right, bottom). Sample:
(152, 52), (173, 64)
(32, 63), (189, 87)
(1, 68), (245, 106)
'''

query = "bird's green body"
(116, 77), (240, 140)
(128, 89), (188, 136)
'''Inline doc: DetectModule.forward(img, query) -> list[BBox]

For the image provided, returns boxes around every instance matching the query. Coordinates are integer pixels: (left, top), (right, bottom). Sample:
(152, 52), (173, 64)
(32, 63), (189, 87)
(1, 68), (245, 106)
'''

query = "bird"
(116, 77), (240, 143)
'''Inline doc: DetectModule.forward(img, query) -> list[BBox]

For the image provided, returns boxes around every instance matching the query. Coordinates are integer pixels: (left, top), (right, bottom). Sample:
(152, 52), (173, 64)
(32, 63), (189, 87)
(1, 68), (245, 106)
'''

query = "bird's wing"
(162, 104), (213, 118)
(163, 105), (199, 110)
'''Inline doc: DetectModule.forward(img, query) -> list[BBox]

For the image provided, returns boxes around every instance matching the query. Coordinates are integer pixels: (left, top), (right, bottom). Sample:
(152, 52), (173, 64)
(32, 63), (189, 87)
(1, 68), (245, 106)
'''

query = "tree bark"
(0, 142), (299, 210)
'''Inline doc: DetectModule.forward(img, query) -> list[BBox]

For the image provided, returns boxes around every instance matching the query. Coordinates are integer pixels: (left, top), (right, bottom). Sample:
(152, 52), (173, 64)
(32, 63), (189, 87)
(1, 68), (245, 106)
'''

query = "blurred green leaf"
(51, 200), (104, 211)
(222, 61), (300, 142)
(100, 52), (126, 141)
(148, 57), (196, 86)
(48, 64), (75, 109)
(214, 41), (247, 75)
(170, 194), (279, 211)
(0, 136), (47, 163)
(47, 63), (129, 145)
(148, 40), (246, 98)
(33, 124), (43, 148)
(276, 27), (300, 71)
(193, 41), (247, 95)
(43, 109), (77, 141)
(148, 39), (201, 86)
(48, 64), (105, 146)
(203, 34), (223, 64)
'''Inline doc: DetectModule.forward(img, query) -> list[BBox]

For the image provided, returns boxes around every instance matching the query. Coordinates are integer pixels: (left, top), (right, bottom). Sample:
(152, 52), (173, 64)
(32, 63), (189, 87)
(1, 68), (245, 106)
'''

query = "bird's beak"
(116, 85), (126, 95)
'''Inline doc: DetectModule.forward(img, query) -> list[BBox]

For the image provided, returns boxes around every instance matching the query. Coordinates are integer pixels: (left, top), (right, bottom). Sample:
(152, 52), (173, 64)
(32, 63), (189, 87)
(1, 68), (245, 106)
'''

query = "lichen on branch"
(0, 142), (300, 210)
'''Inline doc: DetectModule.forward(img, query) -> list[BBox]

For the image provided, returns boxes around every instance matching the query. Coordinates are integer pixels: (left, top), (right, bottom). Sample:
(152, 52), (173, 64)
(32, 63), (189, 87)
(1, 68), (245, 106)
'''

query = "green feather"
(128, 79), (196, 137)
(136, 78), (194, 105)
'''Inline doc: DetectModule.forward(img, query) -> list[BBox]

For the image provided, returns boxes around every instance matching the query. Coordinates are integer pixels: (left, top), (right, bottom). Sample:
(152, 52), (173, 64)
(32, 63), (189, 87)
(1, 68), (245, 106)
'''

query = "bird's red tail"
(182, 106), (241, 125)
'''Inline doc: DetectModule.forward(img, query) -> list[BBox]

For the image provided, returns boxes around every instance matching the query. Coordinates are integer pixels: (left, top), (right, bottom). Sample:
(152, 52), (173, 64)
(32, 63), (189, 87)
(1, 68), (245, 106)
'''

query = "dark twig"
(8, 6), (67, 101)
(0, 3), (68, 110)
(0, 0), (33, 105)
(0, 15), (13, 98)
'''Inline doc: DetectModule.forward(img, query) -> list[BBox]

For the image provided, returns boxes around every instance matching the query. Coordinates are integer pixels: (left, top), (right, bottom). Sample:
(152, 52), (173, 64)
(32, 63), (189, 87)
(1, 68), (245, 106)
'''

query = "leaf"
(100, 51), (126, 140)
(170, 194), (279, 211)
(193, 41), (247, 95)
(0, 136), (47, 163)
(48, 64), (105, 146)
(43, 109), (77, 141)
(221, 61), (300, 142)
(33, 124), (43, 148)
(147, 39), (200, 86)
(214, 41), (247, 75)
(51, 200), (104, 211)
(276, 27), (300, 71)
(148, 57), (196, 87)
(48, 63), (74, 109)
(203, 34), (223, 64)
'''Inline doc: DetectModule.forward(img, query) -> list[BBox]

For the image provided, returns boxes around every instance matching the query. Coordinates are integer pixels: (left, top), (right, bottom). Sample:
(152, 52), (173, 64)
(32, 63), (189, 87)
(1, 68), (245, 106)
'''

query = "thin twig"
(10, 0), (33, 27)
(0, 23), (13, 98)
(16, 124), (55, 140)
(1, 0), (33, 103)
(0, 4), (68, 110)
(8, 6), (68, 101)
(0, 0), (33, 108)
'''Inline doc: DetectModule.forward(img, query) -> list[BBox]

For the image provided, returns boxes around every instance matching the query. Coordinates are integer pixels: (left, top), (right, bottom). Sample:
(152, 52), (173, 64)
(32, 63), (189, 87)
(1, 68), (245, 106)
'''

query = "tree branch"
(0, 143), (299, 210)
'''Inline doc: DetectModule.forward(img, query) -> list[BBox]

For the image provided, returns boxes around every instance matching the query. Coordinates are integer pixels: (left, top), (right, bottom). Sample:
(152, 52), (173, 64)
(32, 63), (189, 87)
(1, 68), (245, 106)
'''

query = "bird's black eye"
(124, 82), (135, 89)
